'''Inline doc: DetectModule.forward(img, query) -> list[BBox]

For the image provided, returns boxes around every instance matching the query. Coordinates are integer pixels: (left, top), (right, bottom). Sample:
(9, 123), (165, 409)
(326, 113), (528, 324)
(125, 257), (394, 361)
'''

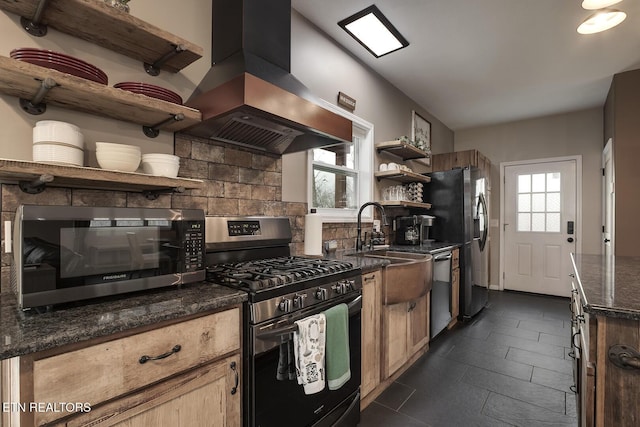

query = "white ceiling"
(292, 0), (640, 130)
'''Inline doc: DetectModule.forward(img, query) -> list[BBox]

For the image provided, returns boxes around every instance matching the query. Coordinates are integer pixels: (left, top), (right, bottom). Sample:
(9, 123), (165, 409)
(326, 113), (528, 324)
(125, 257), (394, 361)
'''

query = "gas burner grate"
(206, 256), (354, 291)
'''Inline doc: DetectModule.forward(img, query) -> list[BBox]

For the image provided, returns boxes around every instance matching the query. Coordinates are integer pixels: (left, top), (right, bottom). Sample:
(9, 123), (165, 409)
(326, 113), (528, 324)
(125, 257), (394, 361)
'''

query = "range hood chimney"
(184, 0), (352, 155)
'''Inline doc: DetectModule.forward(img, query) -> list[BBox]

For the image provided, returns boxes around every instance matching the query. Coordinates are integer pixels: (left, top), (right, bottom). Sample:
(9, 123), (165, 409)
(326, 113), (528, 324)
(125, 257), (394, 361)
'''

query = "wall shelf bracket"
(18, 173), (54, 194)
(20, 0), (50, 36)
(144, 44), (186, 76)
(143, 113), (185, 138)
(19, 77), (58, 115)
(142, 186), (186, 201)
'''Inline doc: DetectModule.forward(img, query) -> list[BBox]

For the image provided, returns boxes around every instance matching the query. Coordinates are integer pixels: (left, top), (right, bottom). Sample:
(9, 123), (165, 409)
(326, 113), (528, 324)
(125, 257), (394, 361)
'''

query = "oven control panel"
(227, 220), (262, 236)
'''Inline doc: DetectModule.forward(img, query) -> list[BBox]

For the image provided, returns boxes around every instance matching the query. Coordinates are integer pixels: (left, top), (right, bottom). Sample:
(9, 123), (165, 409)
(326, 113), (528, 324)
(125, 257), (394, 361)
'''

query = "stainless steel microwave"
(11, 205), (205, 310)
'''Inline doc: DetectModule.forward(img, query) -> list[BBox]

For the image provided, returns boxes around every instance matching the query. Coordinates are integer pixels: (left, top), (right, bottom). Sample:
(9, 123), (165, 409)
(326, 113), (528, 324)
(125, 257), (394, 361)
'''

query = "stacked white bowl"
(96, 142), (141, 172)
(32, 120), (84, 166)
(141, 153), (180, 177)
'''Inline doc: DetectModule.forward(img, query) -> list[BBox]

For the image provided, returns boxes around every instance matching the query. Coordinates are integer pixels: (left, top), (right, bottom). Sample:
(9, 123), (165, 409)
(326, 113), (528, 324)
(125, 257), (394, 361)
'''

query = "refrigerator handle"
(477, 193), (488, 251)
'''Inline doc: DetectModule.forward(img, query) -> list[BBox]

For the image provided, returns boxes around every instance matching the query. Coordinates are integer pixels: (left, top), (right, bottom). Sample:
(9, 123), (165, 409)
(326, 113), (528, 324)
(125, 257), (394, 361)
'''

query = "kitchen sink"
(347, 250), (432, 305)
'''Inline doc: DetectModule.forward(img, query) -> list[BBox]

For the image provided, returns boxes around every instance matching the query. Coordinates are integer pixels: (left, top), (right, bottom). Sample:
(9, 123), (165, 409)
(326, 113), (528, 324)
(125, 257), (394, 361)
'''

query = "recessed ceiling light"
(338, 5), (409, 58)
(582, 0), (623, 10)
(577, 8), (627, 34)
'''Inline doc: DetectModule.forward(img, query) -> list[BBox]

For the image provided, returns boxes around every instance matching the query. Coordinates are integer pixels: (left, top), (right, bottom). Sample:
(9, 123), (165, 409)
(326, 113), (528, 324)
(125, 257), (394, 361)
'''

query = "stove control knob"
(293, 293), (306, 308)
(315, 288), (328, 301)
(278, 298), (292, 313)
(333, 282), (346, 295)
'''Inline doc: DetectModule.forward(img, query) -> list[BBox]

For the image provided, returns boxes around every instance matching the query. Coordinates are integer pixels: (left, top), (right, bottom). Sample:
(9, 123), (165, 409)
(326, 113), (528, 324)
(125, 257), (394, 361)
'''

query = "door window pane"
(516, 172), (562, 233)
(518, 175), (531, 193)
(547, 173), (561, 192)
(518, 213), (531, 232)
(531, 213), (545, 232)
(531, 194), (545, 212)
(518, 194), (530, 212)
(546, 213), (560, 232)
(532, 174), (546, 192)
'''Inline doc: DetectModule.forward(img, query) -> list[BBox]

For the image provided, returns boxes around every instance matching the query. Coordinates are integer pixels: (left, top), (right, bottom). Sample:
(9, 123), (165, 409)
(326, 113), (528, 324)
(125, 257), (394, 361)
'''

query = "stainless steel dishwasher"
(430, 248), (453, 339)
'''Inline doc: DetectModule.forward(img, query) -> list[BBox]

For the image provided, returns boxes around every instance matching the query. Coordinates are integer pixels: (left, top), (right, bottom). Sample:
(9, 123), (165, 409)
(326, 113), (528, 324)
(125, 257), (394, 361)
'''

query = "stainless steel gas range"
(205, 216), (362, 427)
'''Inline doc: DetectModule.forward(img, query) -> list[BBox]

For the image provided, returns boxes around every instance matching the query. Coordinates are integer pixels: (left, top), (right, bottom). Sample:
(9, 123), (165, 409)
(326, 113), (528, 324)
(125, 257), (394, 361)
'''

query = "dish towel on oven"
(324, 303), (351, 390)
(294, 313), (326, 394)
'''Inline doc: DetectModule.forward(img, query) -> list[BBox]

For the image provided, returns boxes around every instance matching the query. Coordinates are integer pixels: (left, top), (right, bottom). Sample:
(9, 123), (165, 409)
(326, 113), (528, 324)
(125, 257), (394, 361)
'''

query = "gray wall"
(455, 107), (604, 287)
(282, 11), (454, 202)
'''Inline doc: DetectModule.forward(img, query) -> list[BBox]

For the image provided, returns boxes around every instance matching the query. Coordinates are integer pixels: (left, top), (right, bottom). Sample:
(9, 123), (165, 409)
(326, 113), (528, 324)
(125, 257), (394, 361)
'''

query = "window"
(516, 173), (561, 232)
(308, 103), (373, 222)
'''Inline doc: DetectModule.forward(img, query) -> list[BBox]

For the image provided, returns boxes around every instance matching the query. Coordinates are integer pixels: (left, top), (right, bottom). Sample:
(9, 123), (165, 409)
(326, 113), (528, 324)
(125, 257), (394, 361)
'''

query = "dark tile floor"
(359, 290), (578, 427)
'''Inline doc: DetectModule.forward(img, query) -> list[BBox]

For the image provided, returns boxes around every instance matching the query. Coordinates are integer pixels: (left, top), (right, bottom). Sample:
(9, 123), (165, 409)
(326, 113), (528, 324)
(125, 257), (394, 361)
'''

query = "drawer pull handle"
(230, 361), (239, 395)
(570, 385), (577, 393)
(364, 274), (376, 281)
(609, 345), (640, 370)
(139, 344), (181, 364)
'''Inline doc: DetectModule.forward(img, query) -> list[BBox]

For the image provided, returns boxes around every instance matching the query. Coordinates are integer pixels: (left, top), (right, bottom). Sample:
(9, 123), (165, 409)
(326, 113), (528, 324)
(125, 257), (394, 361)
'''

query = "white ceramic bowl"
(141, 158), (180, 177)
(95, 142), (142, 154)
(96, 150), (141, 172)
(33, 143), (84, 166)
(141, 153), (180, 163)
(33, 121), (84, 149)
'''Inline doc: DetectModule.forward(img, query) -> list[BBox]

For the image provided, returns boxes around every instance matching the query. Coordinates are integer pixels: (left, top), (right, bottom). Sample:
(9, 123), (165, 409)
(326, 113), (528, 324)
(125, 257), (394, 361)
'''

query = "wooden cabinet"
(3, 307), (242, 427)
(361, 270), (382, 401)
(381, 292), (429, 379)
(449, 248), (460, 327)
(431, 149), (492, 190)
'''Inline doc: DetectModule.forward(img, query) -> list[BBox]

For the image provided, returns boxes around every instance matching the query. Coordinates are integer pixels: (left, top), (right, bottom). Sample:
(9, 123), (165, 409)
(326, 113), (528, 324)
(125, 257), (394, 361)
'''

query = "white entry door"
(503, 159), (578, 297)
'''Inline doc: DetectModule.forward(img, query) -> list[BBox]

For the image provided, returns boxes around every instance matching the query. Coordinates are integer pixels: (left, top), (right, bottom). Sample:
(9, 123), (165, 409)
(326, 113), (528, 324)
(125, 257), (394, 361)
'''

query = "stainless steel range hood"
(184, 0), (352, 155)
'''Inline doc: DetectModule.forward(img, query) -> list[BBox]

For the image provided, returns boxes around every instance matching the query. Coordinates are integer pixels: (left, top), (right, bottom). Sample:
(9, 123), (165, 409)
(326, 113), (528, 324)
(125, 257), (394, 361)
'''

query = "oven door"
(248, 293), (362, 427)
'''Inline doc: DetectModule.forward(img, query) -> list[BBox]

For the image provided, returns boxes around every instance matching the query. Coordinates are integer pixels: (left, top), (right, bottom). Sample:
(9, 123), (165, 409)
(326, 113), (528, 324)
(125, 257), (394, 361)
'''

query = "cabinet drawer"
(32, 308), (240, 425)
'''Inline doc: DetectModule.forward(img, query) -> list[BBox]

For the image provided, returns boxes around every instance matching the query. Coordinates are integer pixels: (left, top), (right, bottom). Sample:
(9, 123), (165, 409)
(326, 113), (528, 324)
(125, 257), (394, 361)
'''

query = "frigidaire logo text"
(103, 274), (127, 281)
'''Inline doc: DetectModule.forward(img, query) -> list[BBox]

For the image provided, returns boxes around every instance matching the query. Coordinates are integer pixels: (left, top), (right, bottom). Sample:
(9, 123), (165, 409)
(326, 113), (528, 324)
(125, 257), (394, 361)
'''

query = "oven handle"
(258, 295), (362, 341)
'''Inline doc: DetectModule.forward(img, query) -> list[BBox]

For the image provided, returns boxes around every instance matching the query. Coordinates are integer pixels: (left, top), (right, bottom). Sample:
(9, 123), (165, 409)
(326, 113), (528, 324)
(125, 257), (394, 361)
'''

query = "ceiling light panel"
(581, 0), (623, 10)
(338, 5), (409, 58)
(577, 9), (627, 34)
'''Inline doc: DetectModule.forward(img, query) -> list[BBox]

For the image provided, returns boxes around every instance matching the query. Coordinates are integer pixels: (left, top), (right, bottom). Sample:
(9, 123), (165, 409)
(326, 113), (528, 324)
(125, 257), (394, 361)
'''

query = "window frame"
(307, 99), (374, 223)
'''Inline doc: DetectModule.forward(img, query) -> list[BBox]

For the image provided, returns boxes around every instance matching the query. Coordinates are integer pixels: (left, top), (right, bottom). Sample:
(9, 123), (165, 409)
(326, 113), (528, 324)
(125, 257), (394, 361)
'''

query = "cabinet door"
(382, 302), (409, 379)
(408, 293), (429, 355)
(61, 354), (241, 427)
(361, 270), (382, 398)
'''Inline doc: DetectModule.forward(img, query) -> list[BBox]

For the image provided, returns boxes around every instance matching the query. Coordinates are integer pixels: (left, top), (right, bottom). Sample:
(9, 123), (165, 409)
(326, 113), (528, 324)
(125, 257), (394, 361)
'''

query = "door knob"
(567, 237), (574, 243)
(604, 238), (611, 243)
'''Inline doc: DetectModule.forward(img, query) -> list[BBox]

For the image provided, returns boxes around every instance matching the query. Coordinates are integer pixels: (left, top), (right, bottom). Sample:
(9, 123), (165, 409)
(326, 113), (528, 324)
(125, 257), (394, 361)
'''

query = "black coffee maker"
(395, 215), (435, 245)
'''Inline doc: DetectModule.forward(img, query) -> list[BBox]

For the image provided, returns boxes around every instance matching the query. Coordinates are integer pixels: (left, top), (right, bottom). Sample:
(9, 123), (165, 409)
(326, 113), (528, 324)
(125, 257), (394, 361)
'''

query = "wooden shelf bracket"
(20, 0), (50, 36)
(18, 173), (54, 194)
(143, 113), (185, 138)
(19, 77), (58, 115)
(142, 186), (185, 201)
(144, 44), (186, 76)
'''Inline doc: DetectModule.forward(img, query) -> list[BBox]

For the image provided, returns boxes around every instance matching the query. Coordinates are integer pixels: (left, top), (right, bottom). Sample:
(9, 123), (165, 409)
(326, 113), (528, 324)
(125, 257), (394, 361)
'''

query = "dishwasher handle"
(434, 254), (452, 262)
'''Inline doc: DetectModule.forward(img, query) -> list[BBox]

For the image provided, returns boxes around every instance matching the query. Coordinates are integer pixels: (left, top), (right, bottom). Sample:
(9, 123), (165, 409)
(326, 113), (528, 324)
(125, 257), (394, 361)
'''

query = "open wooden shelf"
(375, 140), (431, 161)
(0, 0), (203, 74)
(0, 158), (203, 194)
(374, 170), (431, 184)
(378, 200), (432, 210)
(0, 56), (201, 133)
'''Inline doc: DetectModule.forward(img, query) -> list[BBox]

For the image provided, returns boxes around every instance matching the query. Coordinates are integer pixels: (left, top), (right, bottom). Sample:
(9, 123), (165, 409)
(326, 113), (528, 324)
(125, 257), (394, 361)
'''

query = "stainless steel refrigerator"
(425, 167), (489, 320)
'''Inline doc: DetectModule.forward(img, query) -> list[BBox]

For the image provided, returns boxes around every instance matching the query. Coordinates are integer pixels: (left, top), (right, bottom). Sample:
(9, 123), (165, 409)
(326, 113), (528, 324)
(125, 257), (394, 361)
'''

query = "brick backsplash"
(0, 133), (364, 293)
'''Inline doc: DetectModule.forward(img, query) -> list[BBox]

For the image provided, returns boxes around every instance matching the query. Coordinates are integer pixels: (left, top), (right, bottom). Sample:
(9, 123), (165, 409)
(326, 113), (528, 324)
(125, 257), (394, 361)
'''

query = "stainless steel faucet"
(356, 202), (388, 251)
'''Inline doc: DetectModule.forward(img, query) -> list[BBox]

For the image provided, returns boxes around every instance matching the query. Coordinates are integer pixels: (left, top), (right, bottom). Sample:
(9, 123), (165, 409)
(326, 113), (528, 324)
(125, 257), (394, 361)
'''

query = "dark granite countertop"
(0, 283), (246, 360)
(571, 253), (640, 319)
